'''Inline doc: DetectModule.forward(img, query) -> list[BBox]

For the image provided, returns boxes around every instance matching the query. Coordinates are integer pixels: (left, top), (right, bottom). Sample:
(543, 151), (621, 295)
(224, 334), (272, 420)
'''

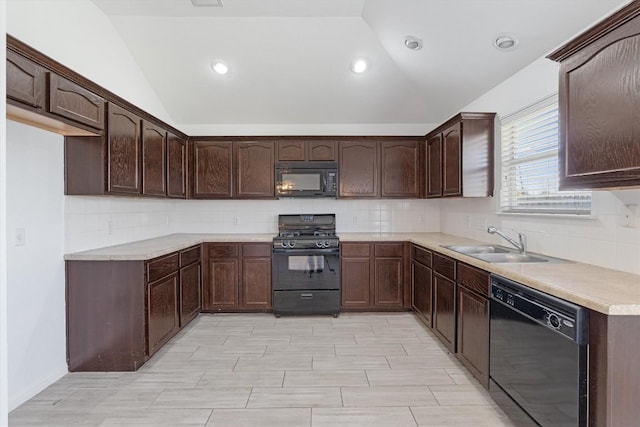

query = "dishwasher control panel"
(490, 276), (588, 343)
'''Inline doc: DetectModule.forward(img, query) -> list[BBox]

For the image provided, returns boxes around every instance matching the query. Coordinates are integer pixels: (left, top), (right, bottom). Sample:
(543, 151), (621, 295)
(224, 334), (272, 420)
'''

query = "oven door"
(272, 249), (340, 291)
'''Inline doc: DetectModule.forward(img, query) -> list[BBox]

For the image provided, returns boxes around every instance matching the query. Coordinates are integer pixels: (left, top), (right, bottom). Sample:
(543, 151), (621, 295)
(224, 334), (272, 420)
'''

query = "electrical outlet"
(233, 216), (239, 225)
(107, 220), (114, 235)
(352, 216), (358, 224)
(15, 228), (25, 246)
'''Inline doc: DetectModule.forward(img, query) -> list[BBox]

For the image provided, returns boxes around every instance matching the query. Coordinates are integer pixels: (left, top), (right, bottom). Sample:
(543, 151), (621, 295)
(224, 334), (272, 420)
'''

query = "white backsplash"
(440, 190), (640, 275)
(65, 197), (441, 253)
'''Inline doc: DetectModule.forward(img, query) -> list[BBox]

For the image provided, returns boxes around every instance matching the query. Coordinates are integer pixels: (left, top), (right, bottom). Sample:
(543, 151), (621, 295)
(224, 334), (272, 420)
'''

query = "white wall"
(440, 58), (640, 274)
(6, 0), (173, 128)
(6, 121), (67, 411)
(1, 0), (10, 423)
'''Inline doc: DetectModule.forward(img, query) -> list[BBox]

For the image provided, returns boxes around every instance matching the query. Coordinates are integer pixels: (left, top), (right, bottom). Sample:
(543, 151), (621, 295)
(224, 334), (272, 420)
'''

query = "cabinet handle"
(300, 293), (313, 300)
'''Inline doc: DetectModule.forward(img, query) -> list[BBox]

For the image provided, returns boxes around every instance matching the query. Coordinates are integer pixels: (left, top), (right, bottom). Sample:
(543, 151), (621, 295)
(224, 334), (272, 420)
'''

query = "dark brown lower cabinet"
(341, 242), (408, 310)
(411, 246), (433, 327)
(179, 248), (202, 325)
(202, 243), (272, 311)
(65, 245), (202, 372)
(455, 262), (490, 386)
(432, 253), (456, 352)
(456, 286), (489, 387)
(147, 273), (179, 356)
(433, 273), (456, 352)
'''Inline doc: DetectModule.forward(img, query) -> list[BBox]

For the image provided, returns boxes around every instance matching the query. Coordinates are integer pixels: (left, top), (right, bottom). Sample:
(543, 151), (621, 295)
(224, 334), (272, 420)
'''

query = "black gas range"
(272, 214), (340, 317)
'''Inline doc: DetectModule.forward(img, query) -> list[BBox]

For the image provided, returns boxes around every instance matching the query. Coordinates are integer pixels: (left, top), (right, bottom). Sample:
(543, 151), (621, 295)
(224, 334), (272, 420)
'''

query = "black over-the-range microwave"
(275, 162), (338, 198)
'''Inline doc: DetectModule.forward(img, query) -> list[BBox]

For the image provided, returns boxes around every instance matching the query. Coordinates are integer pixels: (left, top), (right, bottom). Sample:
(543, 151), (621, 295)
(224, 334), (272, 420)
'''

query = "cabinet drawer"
(207, 243), (239, 259)
(374, 243), (404, 257)
(433, 253), (455, 280)
(341, 243), (371, 257)
(147, 252), (179, 283)
(242, 243), (271, 258)
(411, 245), (432, 267)
(180, 245), (201, 267)
(48, 73), (105, 130)
(457, 262), (489, 297)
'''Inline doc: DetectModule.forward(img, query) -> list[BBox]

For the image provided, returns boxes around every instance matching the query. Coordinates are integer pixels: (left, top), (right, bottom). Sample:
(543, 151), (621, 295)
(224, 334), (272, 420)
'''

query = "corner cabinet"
(425, 113), (495, 198)
(547, 3), (640, 190)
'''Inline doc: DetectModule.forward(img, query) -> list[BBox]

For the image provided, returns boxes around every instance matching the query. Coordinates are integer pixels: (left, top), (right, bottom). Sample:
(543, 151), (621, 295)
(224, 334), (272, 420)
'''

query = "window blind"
(500, 95), (591, 214)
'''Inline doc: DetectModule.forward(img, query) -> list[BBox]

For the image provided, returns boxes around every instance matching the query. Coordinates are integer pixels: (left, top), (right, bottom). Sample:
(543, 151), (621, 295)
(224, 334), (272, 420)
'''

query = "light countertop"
(65, 232), (640, 315)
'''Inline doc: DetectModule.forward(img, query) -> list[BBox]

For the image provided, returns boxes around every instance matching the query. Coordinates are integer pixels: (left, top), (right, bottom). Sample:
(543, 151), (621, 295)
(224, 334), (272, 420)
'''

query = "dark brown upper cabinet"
(425, 112), (495, 199)
(547, 3), (640, 190)
(235, 141), (275, 198)
(48, 73), (105, 131)
(167, 133), (187, 199)
(277, 140), (337, 162)
(380, 139), (422, 198)
(190, 140), (274, 199)
(339, 140), (379, 198)
(190, 140), (234, 199)
(141, 120), (167, 197)
(6, 49), (45, 110)
(107, 103), (142, 195)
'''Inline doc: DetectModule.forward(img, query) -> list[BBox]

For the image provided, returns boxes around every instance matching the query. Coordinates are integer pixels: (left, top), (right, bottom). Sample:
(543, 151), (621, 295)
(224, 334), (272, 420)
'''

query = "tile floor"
(9, 313), (516, 426)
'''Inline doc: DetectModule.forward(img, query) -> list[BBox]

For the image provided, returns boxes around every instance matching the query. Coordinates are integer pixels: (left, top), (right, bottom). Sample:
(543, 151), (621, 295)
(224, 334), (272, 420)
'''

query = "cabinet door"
(426, 134), (442, 198)
(411, 261), (433, 327)
(559, 32), (640, 189)
(457, 286), (489, 387)
(341, 258), (372, 309)
(339, 141), (379, 197)
(374, 257), (403, 307)
(235, 142), (275, 198)
(242, 258), (272, 309)
(48, 73), (105, 130)
(180, 262), (201, 326)
(6, 50), (45, 109)
(167, 133), (186, 199)
(277, 141), (305, 161)
(141, 121), (167, 197)
(191, 141), (233, 198)
(442, 122), (462, 197)
(147, 272), (179, 356)
(309, 141), (336, 161)
(380, 140), (420, 198)
(433, 272), (456, 352)
(204, 258), (239, 310)
(107, 103), (141, 194)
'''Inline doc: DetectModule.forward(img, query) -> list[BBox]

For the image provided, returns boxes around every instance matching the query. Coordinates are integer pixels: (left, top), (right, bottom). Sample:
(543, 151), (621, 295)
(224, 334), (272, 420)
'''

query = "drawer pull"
(300, 293), (314, 300)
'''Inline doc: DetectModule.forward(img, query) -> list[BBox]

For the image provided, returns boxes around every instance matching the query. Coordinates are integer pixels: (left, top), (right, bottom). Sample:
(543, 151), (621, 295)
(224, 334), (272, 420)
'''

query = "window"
(501, 95), (591, 214)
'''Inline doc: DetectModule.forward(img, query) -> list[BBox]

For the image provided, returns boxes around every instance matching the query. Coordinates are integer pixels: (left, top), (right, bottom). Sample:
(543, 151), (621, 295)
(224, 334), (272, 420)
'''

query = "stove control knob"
(281, 241), (288, 249)
(289, 241), (296, 248)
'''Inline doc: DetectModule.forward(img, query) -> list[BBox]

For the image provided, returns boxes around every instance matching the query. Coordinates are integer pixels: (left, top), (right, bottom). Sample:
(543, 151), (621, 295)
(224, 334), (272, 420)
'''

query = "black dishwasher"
(489, 275), (589, 427)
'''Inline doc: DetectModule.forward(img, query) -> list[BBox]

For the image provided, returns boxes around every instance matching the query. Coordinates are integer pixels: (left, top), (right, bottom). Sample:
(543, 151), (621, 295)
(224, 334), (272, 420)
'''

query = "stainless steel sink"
(441, 244), (568, 264)
(471, 252), (550, 263)
(442, 245), (512, 254)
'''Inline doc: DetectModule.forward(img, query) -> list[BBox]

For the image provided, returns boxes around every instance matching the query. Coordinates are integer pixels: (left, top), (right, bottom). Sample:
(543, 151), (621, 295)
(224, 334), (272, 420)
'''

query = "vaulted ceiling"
(90, 0), (629, 129)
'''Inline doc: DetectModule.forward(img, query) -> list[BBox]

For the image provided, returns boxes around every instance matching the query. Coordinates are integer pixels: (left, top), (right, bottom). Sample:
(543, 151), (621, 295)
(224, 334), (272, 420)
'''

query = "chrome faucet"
(487, 226), (527, 254)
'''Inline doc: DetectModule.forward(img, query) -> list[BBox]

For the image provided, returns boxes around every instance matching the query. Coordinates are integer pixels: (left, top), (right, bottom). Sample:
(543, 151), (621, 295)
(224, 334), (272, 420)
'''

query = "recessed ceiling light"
(191, 0), (223, 7)
(212, 61), (229, 75)
(404, 36), (423, 51)
(351, 59), (368, 74)
(494, 34), (519, 51)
